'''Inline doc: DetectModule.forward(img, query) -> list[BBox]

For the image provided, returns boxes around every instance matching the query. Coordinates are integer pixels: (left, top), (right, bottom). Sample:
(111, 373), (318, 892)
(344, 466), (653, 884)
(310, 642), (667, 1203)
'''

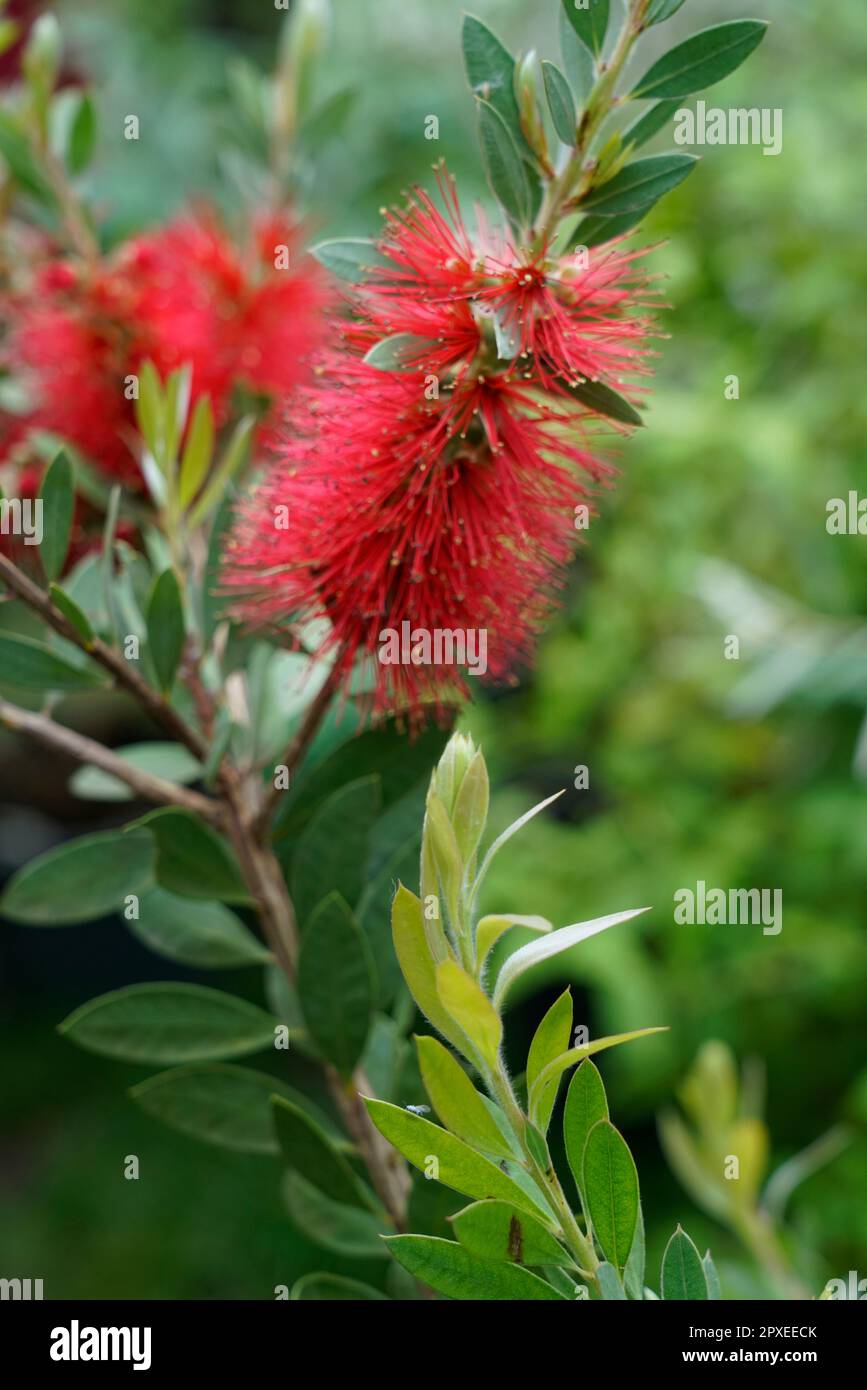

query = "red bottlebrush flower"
(225, 166), (655, 718)
(1, 209), (328, 484)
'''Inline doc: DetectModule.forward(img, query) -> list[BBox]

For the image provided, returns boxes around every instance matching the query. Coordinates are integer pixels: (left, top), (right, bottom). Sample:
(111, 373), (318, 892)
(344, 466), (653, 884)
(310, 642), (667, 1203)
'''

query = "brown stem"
(0, 696), (223, 822)
(327, 1065), (411, 1230)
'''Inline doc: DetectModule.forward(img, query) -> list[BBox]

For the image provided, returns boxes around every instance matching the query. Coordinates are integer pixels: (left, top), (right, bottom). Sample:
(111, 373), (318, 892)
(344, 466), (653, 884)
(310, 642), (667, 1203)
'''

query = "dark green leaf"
(0, 110), (55, 203)
(646, 0), (689, 23)
(282, 1172), (389, 1258)
(130, 1063), (323, 1155)
(298, 893), (374, 1076)
(146, 568), (185, 692)
(300, 87), (358, 151)
(67, 91), (97, 174)
(452, 1199), (573, 1268)
(0, 829), (154, 925)
(575, 207), (647, 248)
(58, 983), (278, 1063)
(526, 988), (573, 1133)
(0, 632), (101, 691)
(630, 21), (768, 100)
(582, 153), (698, 215)
(477, 99), (532, 228)
(583, 1119), (640, 1270)
(356, 832), (419, 1006)
(272, 1094), (373, 1208)
(560, 0), (609, 56)
(385, 1235), (565, 1300)
(542, 61), (577, 145)
(38, 450), (74, 580)
(291, 775), (380, 925)
(129, 886), (270, 969)
(558, 4), (594, 104)
(623, 99), (680, 150)
(70, 742), (202, 802)
(563, 377), (644, 426)
(661, 1224), (709, 1300)
(564, 1058), (609, 1198)
(462, 15), (523, 146)
(48, 583), (94, 644)
(131, 809), (250, 905)
(290, 1274), (388, 1301)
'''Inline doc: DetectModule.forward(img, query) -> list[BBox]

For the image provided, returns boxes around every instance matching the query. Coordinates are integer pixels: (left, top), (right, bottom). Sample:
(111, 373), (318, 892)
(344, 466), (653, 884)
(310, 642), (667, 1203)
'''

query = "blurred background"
(1, 0), (865, 1297)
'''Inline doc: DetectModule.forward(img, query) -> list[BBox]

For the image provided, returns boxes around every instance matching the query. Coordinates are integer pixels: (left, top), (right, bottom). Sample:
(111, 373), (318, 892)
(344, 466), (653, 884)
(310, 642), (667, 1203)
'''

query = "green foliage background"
(1, 0), (865, 1297)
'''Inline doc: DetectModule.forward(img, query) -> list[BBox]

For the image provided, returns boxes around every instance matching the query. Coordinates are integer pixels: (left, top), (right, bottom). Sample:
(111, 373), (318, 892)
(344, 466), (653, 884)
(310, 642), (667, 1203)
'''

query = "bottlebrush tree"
(0, 0), (836, 1301)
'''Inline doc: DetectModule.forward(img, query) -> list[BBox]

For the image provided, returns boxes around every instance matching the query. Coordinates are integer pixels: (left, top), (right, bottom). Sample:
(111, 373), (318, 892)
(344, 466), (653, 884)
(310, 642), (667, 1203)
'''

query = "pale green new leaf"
(416, 1035), (512, 1158)
(476, 914), (553, 971)
(390, 885), (468, 1057)
(451, 1200), (573, 1268)
(492, 907), (649, 1009)
(526, 988), (573, 1133)
(436, 958), (502, 1068)
(530, 1026), (666, 1115)
(472, 789), (565, 909)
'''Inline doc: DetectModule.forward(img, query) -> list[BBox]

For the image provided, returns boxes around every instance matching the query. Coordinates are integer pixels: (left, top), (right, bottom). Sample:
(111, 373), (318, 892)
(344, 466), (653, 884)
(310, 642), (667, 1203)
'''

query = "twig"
(0, 696), (223, 823)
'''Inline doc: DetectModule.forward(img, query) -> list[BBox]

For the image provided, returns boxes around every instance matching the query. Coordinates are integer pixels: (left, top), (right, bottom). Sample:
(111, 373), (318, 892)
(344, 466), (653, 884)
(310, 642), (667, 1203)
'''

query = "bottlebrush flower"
(225, 172), (656, 718)
(1, 210), (327, 484)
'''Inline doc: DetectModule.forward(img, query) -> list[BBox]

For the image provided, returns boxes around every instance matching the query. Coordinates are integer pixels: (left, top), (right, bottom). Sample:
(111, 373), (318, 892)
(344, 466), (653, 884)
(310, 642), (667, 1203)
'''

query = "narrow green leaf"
(129, 887), (270, 969)
(0, 110), (55, 203)
(526, 988), (573, 1133)
(272, 1095), (374, 1209)
(298, 893), (374, 1076)
(291, 774), (380, 925)
(564, 1059), (609, 1199)
(130, 1064), (323, 1155)
(290, 1274), (388, 1301)
(385, 1235), (565, 1300)
(436, 958), (502, 1068)
(462, 15), (524, 146)
(596, 1261), (627, 1299)
(702, 1249), (721, 1300)
(624, 1202), (647, 1298)
(356, 833), (419, 1007)
(131, 808), (250, 905)
(391, 885), (468, 1056)
(452, 1200), (572, 1268)
(178, 394), (214, 509)
(146, 568), (185, 692)
(450, 750), (489, 865)
(661, 1224), (709, 1300)
(542, 61), (577, 145)
(530, 1027), (665, 1116)
(363, 333), (436, 372)
(560, 0), (610, 55)
(300, 86), (358, 151)
(558, 4), (594, 104)
(38, 450), (74, 580)
(563, 376), (644, 427)
(0, 829), (154, 925)
(48, 583), (94, 644)
(583, 1119), (640, 1270)
(365, 1099), (549, 1219)
(134, 361), (164, 463)
(630, 20), (768, 100)
(575, 207), (647, 248)
(310, 237), (391, 282)
(477, 99), (532, 228)
(417, 1035), (512, 1158)
(582, 153), (698, 216)
(282, 1172), (389, 1258)
(70, 742), (202, 802)
(188, 414), (254, 528)
(476, 914), (552, 972)
(0, 632), (101, 691)
(58, 983), (278, 1063)
(646, 0), (689, 24)
(492, 907), (649, 1010)
(623, 98), (680, 150)
(67, 91), (97, 174)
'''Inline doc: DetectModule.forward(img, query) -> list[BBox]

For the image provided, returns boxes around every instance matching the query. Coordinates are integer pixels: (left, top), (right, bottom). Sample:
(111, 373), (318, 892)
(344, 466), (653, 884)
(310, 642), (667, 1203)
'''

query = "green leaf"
(70, 742), (203, 802)
(558, 5), (595, 105)
(462, 15), (524, 147)
(582, 153), (698, 216)
(0, 110), (55, 204)
(365, 1099), (549, 1219)
(596, 1261), (627, 1299)
(58, 983), (278, 1063)
(630, 20), (768, 100)
(563, 376), (644, 427)
(435, 958), (502, 1068)
(291, 775), (380, 925)
(623, 98), (680, 152)
(38, 450), (74, 581)
(472, 789), (564, 908)
(132, 809), (250, 905)
(298, 893), (374, 1076)
(356, 833), (419, 1007)
(48, 583), (94, 644)
(624, 1202), (647, 1298)
(702, 1249), (721, 1300)
(477, 99), (532, 229)
(583, 1119), (640, 1270)
(290, 1273), (388, 1301)
(452, 1200), (572, 1268)
(492, 907), (648, 1009)
(476, 914), (552, 972)
(531, 1027), (665, 1116)
(300, 86), (358, 151)
(526, 988), (573, 1133)
(385, 1235), (565, 1300)
(575, 207), (647, 248)
(564, 1059), (609, 1199)
(560, 0), (609, 56)
(178, 394), (214, 509)
(450, 749), (489, 865)
(0, 632), (102, 691)
(128, 887), (270, 969)
(0, 829), (154, 925)
(67, 91), (97, 174)
(146, 568), (185, 692)
(416, 1035), (512, 1159)
(272, 1095), (374, 1209)
(188, 414), (254, 528)
(363, 333), (437, 372)
(661, 1224), (709, 1300)
(130, 1063), (319, 1154)
(282, 1172), (389, 1258)
(390, 885), (468, 1056)
(542, 61), (577, 145)
(309, 237), (391, 282)
(646, 0), (689, 23)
